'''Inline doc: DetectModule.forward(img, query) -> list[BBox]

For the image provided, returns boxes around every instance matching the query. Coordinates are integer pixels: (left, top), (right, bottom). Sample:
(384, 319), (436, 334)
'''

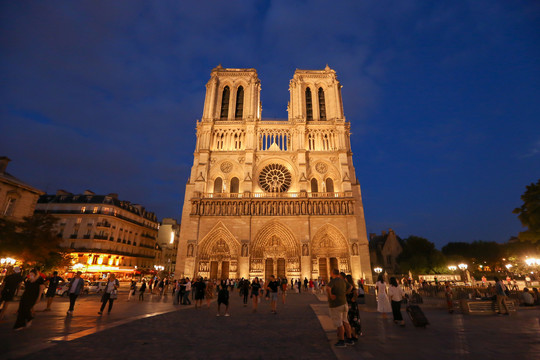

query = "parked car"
(56, 282), (70, 296)
(87, 281), (108, 294)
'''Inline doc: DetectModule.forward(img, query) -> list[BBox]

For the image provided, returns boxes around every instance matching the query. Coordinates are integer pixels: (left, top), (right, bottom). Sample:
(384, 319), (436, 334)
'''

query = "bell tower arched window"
(230, 177), (239, 193)
(235, 86), (244, 119)
(318, 87), (326, 120)
(306, 88), (313, 121)
(214, 177), (223, 193)
(310, 178), (318, 193)
(220, 86), (230, 119)
(325, 178), (334, 193)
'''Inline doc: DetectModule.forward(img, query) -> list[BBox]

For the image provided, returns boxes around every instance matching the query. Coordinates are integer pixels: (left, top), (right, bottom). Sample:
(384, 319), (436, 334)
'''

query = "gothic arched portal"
(197, 223), (240, 280)
(311, 224), (350, 281)
(250, 221), (300, 280)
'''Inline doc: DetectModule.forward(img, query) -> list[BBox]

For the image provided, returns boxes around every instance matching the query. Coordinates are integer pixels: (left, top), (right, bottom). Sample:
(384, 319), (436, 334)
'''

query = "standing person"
(494, 276), (510, 315)
(327, 269), (354, 347)
(309, 279), (314, 293)
(139, 279), (147, 301)
(251, 277), (261, 312)
(193, 277), (206, 309)
(127, 280), (137, 301)
(281, 277), (288, 304)
(158, 278), (165, 296)
(216, 280), (230, 316)
(445, 282), (454, 314)
(266, 275), (280, 314)
(66, 271), (84, 316)
(13, 269), (41, 331)
(205, 279), (215, 308)
(303, 277), (309, 292)
(183, 278), (192, 305)
(0, 266), (23, 320)
(345, 275), (361, 341)
(388, 277), (405, 326)
(44, 271), (64, 311)
(241, 278), (250, 307)
(98, 274), (119, 315)
(376, 274), (391, 318)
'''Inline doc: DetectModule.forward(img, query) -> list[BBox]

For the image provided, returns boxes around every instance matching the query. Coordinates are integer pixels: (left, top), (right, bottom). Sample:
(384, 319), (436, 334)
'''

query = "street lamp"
(505, 264), (512, 270)
(458, 263), (468, 270)
(448, 265), (457, 271)
(374, 267), (382, 274)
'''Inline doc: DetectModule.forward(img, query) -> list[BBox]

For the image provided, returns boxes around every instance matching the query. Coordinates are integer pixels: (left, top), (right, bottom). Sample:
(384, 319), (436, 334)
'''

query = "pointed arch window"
(318, 87), (326, 120)
(220, 86), (230, 119)
(306, 88), (313, 121)
(325, 178), (334, 193)
(235, 86), (244, 119)
(230, 177), (239, 193)
(311, 178), (318, 193)
(214, 177), (223, 193)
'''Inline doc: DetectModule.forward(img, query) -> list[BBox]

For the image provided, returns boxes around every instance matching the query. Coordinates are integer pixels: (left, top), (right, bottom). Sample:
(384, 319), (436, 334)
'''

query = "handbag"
(110, 289), (118, 299)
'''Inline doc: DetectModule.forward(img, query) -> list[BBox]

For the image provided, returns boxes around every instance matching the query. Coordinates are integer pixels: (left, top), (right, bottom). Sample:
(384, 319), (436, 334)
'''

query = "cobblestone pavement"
(2, 290), (540, 360)
(312, 295), (540, 360)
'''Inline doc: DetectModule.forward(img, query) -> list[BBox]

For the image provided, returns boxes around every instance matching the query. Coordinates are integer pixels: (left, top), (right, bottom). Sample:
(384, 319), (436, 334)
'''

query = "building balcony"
(197, 191), (352, 199)
(69, 234), (78, 239)
(94, 234), (109, 240)
(83, 235), (91, 239)
(96, 222), (111, 228)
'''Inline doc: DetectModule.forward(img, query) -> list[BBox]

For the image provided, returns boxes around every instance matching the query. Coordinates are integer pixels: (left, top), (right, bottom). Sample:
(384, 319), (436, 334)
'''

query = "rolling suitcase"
(406, 304), (429, 327)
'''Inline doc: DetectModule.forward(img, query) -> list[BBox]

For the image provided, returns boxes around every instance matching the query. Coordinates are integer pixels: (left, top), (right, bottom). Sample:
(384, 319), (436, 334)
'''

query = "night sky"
(1, 1), (539, 248)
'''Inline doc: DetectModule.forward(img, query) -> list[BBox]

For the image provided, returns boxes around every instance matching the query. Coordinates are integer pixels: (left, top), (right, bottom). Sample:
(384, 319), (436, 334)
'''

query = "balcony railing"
(94, 234), (109, 240)
(197, 191), (352, 199)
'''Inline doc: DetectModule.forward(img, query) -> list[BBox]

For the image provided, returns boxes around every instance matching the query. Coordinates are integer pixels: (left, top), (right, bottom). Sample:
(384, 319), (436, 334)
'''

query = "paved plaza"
(1, 289), (539, 360)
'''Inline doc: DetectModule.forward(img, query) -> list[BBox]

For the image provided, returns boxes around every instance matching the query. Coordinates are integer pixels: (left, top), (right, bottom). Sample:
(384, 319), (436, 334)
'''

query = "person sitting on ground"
(522, 288), (534, 306)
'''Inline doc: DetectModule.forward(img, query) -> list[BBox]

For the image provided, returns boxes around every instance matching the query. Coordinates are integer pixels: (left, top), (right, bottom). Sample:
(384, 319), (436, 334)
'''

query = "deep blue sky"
(1, 1), (539, 248)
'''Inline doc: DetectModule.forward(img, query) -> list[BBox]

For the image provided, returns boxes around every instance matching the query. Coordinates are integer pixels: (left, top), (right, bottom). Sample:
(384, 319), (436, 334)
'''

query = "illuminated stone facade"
(176, 66), (372, 282)
(36, 190), (159, 272)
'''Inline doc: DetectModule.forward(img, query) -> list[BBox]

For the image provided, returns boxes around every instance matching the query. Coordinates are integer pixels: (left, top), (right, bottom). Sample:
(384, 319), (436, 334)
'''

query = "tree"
(0, 213), (69, 270)
(513, 179), (540, 243)
(397, 236), (446, 274)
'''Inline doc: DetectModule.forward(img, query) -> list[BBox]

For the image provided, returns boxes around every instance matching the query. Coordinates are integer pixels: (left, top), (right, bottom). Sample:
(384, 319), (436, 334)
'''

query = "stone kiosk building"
(176, 66), (372, 282)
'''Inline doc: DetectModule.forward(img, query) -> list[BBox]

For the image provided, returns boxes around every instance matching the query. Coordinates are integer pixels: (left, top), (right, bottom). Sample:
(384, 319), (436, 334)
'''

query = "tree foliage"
(513, 179), (540, 243)
(397, 235), (446, 274)
(0, 213), (68, 269)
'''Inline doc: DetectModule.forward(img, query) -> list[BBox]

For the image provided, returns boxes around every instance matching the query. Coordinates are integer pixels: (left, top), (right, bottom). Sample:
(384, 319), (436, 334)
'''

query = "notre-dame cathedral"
(175, 65), (372, 283)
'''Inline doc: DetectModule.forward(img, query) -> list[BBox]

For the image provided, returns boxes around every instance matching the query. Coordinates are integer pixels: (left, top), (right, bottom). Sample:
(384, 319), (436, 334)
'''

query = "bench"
(459, 299), (516, 315)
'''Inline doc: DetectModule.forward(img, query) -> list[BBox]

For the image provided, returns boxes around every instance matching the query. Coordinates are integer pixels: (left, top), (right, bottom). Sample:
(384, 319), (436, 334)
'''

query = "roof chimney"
(83, 190), (95, 195)
(0, 156), (11, 173)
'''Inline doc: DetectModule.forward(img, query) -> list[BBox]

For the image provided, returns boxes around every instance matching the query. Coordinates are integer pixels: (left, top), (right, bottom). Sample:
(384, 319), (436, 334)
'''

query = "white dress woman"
(376, 275), (391, 317)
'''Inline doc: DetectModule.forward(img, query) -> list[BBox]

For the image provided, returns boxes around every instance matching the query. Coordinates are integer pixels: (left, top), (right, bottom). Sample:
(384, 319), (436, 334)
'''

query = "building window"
(3, 197), (16, 216)
(214, 177), (223, 193)
(80, 206), (86, 213)
(235, 86), (244, 119)
(310, 178), (318, 193)
(325, 178), (334, 193)
(93, 207), (99, 213)
(230, 177), (239, 193)
(318, 87), (326, 120)
(306, 88), (313, 120)
(220, 86), (230, 119)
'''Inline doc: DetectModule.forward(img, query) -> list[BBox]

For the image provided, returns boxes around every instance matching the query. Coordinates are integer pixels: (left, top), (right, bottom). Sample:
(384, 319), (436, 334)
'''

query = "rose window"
(258, 164), (292, 193)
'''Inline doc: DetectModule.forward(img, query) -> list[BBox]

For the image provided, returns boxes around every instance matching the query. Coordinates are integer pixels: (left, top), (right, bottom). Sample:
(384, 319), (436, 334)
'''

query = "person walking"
(376, 274), (391, 319)
(13, 269), (41, 331)
(0, 266), (23, 320)
(445, 282), (454, 314)
(267, 275), (280, 314)
(127, 280), (137, 301)
(66, 271), (84, 316)
(240, 278), (250, 307)
(44, 271), (64, 311)
(99, 274), (119, 315)
(345, 274), (361, 341)
(139, 279), (147, 301)
(216, 280), (230, 316)
(251, 277), (261, 312)
(388, 277), (405, 326)
(494, 276), (510, 315)
(327, 269), (354, 347)
(205, 279), (215, 308)
(183, 278), (192, 305)
(193, 277), (206, 309)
